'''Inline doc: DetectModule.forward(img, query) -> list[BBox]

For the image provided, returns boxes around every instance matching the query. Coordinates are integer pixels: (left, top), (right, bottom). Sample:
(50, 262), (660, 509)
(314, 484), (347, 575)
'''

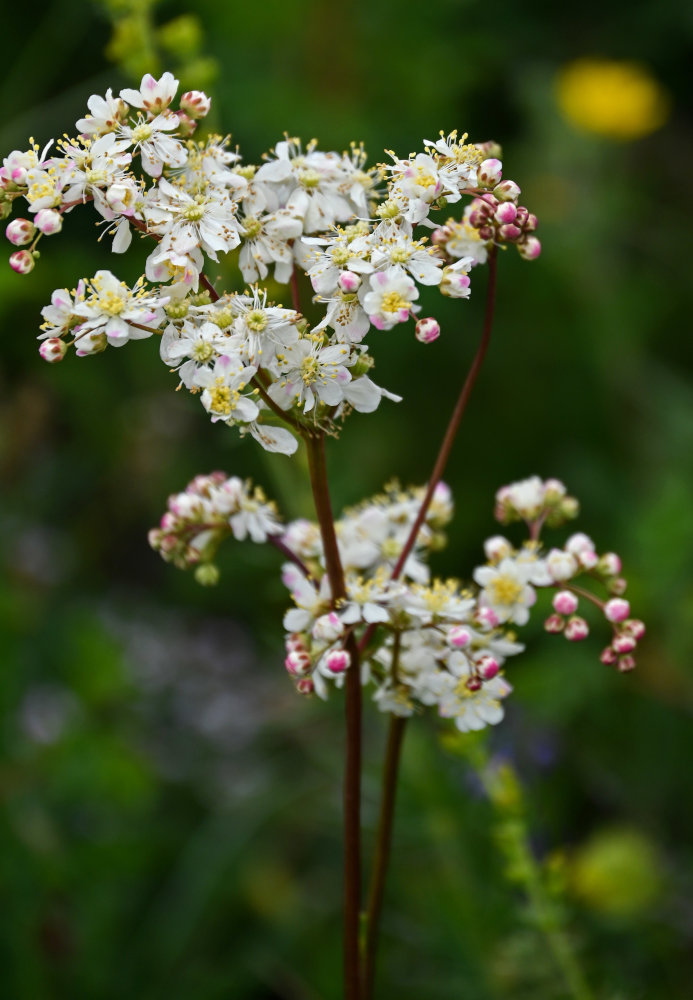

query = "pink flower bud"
(525, 213), (538, 232)
(608, 577), (628, 596)
(599, 552), (622, 576)
(477, 157), (503, 187)
(325, 649), (350, 674)
(617, 655), (636, 672)
(623, 618), (646, 640)
(285, 650), (311, 676)
(476, 606), (499, 628)
(430, 226), (450, 246)
(6, 217), (35, 245)
(337, 269), (362, 293)
(493, 179), (521, 202)
(478, 656), (499, 680)
(517, 237), (542, 261)
(312, 612), (343, 643)
(600, 646), (618, 665)
(498, 223), (522, 242)
(296, 677), (315, 694)
(174, 113), (198, 138)
(564, 616), (589, 641)
(34, 208), (62, 235)
(612, 634), (637, 654)
(415, 317), (440, 343)
(466, 676), (482, 692)
(180, 91), (212, 119)
(495, 202), (517, 224)
(478, 225), (494, 241)
(9, 249), (34, 273)
(544, 613), (565, 633)
(604, 598), (630, 623)
(552, 590), (578, 615)
(484, 535), (512, 562)
(448, 625), (472, 648)
(38, 337), (67, 363)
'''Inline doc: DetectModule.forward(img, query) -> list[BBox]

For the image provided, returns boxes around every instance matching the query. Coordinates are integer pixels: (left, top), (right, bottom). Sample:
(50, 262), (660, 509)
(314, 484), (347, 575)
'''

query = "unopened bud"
(6, 217), (35, 245)
(175, 112), (198, 138)
(498, 223), (522, 242)
(285, 650), (311, 676)
(440, 267), (471, 299)
(448, 625), (472, 648)
(476, 606), (499, 628)
(296, 677), (315, 694)
(544, 613), (565, 633)
(552, 590), (578, 615)
(478, 656), (499, 680)
(312, 612), (343, 643)
(483, 535), (512, 562)
(180, 90), (212, 119)
(9, 249), (35, 273)
(466, 676), (482, 692)
(415, 316), (440, 343)
(493, 179), (521, 202)
(604, 598), (630, 623)
(194, 563), (219, 586)
(38, 337), (67, 363)
(517, 237), (542, 261)
(613, 634), (637, 654)
(34, 208), (62, 235)
(337, 270), (361, 293)
(325, 649), (350, 674)
(623, 618), (646, 640)
(599, 552), (622, 576)
(617, 655), (636, 672)
(477, 157), (503, 188)
(494, 202), (517, 225)
(564, 616), (589, 641)
(608, 577), (628, 596)
(600, 646), (618, 665)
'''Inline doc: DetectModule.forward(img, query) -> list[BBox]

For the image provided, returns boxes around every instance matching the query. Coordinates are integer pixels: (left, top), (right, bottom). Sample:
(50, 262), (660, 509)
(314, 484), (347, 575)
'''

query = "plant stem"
(305, 433), (362, 1000)
(362, 713), (407, 1000)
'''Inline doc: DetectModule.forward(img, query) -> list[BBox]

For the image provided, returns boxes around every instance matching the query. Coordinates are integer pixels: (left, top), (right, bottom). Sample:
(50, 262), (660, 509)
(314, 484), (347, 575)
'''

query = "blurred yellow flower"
(556, 58), (670, 141)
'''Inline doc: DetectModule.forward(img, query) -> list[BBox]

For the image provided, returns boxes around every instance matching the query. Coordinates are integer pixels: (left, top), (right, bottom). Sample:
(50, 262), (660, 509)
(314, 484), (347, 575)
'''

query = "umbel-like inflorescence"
(3, 72), (540, 455)
(150, 475), (643, 732)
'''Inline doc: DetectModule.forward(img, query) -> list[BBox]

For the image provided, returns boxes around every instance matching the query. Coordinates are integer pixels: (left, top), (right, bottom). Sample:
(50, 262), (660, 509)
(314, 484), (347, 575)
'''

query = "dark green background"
(1, 1), (692, 997)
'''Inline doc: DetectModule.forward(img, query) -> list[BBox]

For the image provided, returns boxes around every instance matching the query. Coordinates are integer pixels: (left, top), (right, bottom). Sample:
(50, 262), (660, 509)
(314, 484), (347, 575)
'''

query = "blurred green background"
(1, 1), (692, 997)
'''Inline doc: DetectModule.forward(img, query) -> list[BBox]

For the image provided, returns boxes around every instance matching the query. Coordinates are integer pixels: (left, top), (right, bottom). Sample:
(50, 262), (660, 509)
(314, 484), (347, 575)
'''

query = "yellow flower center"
(300, 356), (320, 385)
(489, 576), (523, 606)
(209, 378), (233, 414)
(381, 290), (409, 314)
(242, 217), (262, 239)
(192, 341), (214, 362)
(97, 291), (125, 316)
(246, 309), (268, 332)
(131, 123), (153, 144)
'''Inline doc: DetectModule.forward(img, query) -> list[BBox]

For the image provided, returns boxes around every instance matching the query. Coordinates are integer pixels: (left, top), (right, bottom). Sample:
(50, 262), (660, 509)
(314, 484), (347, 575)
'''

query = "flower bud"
(484, 535), (512, 562)
(478, 655), (499, 680)
(448, 625), (472, 648)
(517, 237), (542, 261)
(415, 316), (440, 344)
(608, 577), (628, 596)
(552, 590), (578, 615)
(493, 179), (521, 202)
(617, 655), (636, 672)
(312, 612), (343, 643)
(564, 616), (589, 641)
(38, 337), (67, 363)
(477, 157), (503, 187)
(194, 563), (219, 586)
(296, 677), (314, 695)
(599, 552), (622, 576)
(285, 650), (311, 676)
(430, 225), (451, 246)
(9, 249), (35, 273)
(612, 634), (637, 654)
(547, 549), (578, 581)
(325, 649), (350, 674)
(465, 676), (482, 692)
(498, 223), (522, 242)
(600, 646), (618, 665)
(623, 618), (646, 640)
(337, 269), (361, 293)
(180, 90), (212, 119)
(34, 208), (63, 235)
(544, 478), (567, 500)
(174, 112), (198, 138)
(604, 598), (630, 623)
(494, 202), (517, 225)
(544, 613), (565, 633)
(6, 217), (35, 245)
(476, 606), (499, 628)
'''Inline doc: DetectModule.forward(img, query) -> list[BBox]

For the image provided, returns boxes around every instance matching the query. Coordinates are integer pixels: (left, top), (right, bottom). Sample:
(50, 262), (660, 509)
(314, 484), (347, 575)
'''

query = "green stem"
(305, 433), (362, 1000)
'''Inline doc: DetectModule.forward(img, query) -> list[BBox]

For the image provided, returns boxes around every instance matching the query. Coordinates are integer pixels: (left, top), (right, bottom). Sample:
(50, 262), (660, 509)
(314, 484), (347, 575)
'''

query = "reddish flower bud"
(600, 646), (618, 665)
(604, 598), (630, 623)
(517, 237), (542, 260)
(466, 676), (483, 692)
(6, 217), (35, 245)
(499, 223), (522, 241)
(477, 157), (503, 187)
(9, 249), (34, 273)
(544, 613), (565, 633)
(415, 317), (440, 343)
(617, 655), (636, 672)
(613, 634), (637, 654)
(493, 179), (521, 202)
(565, 615), (589, 641)
(38, 337), (67, 363)
(552, 590), (578, 615)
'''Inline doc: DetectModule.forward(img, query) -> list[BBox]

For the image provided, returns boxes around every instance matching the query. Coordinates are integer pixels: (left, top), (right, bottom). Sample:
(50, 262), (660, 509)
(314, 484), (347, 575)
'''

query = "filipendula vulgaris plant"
(2, 72), (644, 1000)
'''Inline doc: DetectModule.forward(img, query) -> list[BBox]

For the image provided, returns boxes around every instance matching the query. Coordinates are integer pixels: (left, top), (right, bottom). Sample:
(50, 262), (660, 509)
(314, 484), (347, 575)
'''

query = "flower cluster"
(150, 474), (642, 732)
(3, 74), (540, 456)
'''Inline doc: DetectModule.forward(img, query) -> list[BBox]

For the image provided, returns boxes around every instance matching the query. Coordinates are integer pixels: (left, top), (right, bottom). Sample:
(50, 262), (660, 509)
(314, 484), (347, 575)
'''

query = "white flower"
(231, 287), (299, 365)
(473, 557), (537, 625)
(146, 177), (241, 263)
(71, 271), (168, 348)
(361, 266), (419, 331)
(120, 72), (179, 114)
(194, 354), (259, 424)
(369, 231), (443, 286)
(76, 89), (129, 137)
(238, 209), (303, 283)
(116, 113), (186, 177)
(268, 340), (352, 413)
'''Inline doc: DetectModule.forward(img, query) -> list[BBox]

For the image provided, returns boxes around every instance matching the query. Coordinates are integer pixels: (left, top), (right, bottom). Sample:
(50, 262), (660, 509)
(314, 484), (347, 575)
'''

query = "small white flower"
(361, 266), (419, 331)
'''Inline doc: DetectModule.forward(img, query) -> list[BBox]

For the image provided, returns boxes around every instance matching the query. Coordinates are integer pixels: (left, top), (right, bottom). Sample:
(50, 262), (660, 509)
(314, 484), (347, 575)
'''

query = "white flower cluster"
(150, 473), (641, 733)
(2, 73), (541, 455)
(148, 471), (282, 583)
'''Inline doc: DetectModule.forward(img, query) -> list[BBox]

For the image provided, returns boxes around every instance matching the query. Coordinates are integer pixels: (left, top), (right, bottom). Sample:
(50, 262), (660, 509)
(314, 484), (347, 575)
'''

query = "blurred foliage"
(1, 0), (693, 997)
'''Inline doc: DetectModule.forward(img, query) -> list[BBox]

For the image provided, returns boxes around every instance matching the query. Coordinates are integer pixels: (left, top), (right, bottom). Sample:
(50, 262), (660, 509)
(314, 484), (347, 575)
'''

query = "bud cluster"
(494, 475), (579, 528)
